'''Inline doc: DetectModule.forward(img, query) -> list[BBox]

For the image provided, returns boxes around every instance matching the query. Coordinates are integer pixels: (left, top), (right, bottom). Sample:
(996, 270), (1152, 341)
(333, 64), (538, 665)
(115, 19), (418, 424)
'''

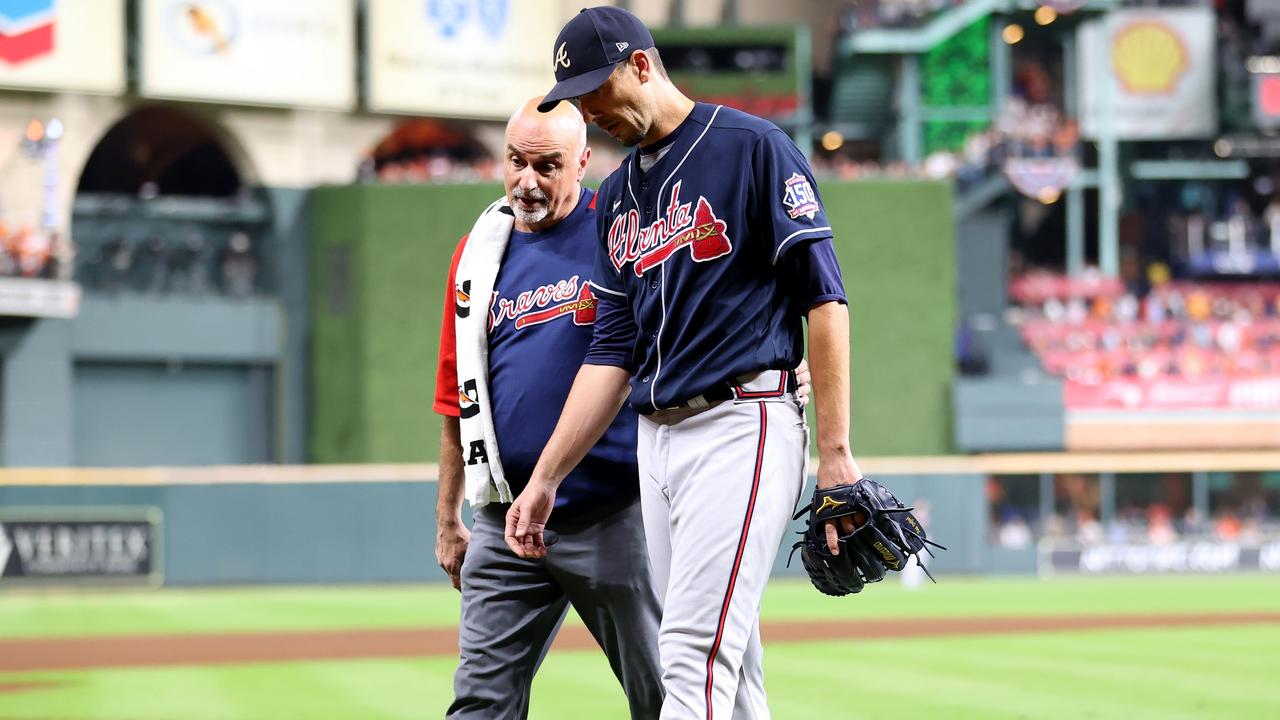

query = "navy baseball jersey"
(584, 103), (847, 414)
(435, 187), (639, 521)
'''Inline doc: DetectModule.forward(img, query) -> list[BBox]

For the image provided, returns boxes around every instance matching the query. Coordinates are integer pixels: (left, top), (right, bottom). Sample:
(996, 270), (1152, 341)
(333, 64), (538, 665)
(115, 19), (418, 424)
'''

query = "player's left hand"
(505, 480), (557, 559)
(794, 359), (811, 407)
(815, 449), (864, 555)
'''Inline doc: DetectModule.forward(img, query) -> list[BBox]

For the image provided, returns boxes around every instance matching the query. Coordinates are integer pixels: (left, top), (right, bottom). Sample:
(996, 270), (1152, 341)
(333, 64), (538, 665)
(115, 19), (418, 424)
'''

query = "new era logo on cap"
(538, 6), (654, 113)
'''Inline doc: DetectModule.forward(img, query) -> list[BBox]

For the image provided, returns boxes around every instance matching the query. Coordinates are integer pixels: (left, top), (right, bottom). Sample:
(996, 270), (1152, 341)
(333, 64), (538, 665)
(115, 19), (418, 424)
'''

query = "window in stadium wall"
(1208, 471), (1280, 540)
(1112, 472), (1193, 544)
(71, 107), (271, 299)
(987, 474), (1038, 548)
(1050, 473), (1101, 545)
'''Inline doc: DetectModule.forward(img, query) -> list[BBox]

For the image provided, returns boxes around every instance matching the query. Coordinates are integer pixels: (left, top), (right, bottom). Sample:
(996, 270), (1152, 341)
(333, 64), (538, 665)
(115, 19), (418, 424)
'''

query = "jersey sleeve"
(781, 237), (847, 312)
(752, 128), (834, 265)
(583, 291), (639, 372)
(433, 234), (469, 417)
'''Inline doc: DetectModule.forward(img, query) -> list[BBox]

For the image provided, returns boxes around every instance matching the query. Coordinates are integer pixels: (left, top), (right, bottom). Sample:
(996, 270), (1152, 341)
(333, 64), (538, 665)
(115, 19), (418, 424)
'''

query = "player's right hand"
(435, 521), (470, 591)
(505, 480), (557, 559)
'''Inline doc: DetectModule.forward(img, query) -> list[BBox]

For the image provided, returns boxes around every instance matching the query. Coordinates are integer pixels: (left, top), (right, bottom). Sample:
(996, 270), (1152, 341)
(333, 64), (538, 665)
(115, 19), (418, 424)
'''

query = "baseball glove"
(789, 477), (945, 597)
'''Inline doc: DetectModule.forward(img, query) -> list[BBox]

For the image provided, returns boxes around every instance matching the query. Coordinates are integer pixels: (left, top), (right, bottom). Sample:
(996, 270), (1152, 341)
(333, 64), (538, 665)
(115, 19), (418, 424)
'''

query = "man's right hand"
(435, 520), (470, 591)
(505, 479), (558, 559)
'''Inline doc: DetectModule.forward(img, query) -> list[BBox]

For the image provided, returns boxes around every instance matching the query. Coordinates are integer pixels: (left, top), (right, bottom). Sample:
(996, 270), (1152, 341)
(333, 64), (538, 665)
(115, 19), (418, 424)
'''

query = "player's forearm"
(436, 416), (465, 527)
(806, 301), (852, 455)
(529, 364), (631, 488)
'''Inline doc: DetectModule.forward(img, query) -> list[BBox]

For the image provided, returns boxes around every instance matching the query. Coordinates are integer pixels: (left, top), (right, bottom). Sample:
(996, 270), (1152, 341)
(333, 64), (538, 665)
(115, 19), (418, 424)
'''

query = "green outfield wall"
(310, 183), (505, 463)
(310, 180), (954, 463)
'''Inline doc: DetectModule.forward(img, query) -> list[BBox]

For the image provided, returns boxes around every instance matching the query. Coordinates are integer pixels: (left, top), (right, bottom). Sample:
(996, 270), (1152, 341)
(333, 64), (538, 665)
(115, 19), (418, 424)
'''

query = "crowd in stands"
(0, 222), (64, 280)
(988, 472), (1278, 549)
(1010, 270), (1280, 384)
(77, 231), (261, 298)
(360, 118), (625, 185)
(918, 98), (1081, 195)
(1165, 194), (1280, 264)
(1023, 505), (1271, 547)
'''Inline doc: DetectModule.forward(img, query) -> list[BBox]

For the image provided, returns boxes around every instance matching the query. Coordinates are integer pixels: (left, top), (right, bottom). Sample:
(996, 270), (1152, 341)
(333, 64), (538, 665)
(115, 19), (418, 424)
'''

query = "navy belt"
(678, 369), (797, 410)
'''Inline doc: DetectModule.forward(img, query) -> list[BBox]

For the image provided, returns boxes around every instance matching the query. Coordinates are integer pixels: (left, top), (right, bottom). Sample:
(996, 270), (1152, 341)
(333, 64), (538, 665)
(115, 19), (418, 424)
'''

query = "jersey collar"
(635, 103), (713, 169)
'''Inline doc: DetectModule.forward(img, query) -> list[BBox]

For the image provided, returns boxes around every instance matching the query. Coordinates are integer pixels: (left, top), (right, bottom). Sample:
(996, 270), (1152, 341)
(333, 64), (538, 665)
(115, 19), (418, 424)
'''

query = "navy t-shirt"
(434, 187), (639, 522)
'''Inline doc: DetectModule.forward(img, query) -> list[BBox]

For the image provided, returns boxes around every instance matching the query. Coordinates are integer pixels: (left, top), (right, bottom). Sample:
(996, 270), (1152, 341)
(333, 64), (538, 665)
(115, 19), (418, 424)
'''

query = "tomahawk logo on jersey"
(586, 103), (844, 414)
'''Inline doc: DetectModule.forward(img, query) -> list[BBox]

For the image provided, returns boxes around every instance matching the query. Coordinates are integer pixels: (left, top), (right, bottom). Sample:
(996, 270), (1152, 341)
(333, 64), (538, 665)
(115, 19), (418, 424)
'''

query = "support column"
(1064, 29), (1085, 277)
(1099, 472), (1116, 529)
(1192, 471), (1211, 530)
(1039, 472), (1055, 533)
(1098, 10), (1121, 277)
(990, 15), (1010, 114)
(897, 54), (922, 166)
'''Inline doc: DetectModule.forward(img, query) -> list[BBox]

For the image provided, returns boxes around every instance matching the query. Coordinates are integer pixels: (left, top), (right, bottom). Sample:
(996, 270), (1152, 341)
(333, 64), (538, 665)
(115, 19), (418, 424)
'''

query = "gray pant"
(447, 498), (664, 720)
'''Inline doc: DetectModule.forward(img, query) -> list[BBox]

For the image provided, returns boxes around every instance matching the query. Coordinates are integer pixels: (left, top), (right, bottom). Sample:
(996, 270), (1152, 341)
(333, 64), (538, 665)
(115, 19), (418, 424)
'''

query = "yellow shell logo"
(1111, 21), (1188, 95)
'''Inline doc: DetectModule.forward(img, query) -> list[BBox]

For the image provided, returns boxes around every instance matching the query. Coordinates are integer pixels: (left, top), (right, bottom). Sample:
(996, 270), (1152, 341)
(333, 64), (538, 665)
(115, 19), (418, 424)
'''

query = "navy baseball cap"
(538, 7), (655, 113)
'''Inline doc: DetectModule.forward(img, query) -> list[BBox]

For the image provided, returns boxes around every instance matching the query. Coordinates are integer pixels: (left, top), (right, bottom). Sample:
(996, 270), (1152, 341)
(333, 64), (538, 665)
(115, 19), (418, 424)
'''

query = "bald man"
(432, 98), (664, 719)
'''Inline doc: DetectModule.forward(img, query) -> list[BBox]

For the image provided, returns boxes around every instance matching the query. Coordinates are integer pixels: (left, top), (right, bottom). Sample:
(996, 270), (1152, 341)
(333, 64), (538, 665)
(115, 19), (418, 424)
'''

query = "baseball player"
(504, 7), (863, 719)
(433, 98), (663, 719)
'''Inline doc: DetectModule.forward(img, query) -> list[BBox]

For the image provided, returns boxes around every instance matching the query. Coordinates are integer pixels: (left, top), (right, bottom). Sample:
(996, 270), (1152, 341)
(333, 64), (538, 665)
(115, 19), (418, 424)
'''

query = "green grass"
(759, 573), (1280, 620)
(4, 575), (1278, 639)
(0, 585), (464, 639)
(1, 576), (1278, 719)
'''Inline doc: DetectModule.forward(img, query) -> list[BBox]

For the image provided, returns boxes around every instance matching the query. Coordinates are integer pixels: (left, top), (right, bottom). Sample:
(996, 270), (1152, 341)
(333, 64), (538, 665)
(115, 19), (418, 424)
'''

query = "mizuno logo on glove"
(816, 496), (847, 514)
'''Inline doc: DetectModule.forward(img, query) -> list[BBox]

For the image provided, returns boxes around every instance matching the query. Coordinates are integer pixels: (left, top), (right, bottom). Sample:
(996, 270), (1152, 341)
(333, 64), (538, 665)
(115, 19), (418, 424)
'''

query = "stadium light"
(1003, 24), (1025, 45)
(1034, 6), (1058, 26)
(821, 130), (844, 152)
(24, 119), (44, 143)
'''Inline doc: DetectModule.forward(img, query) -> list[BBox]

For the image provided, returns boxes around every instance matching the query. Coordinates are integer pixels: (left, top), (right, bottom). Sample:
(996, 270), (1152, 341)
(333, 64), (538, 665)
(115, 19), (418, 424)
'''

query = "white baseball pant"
(637, 370), (808, 720)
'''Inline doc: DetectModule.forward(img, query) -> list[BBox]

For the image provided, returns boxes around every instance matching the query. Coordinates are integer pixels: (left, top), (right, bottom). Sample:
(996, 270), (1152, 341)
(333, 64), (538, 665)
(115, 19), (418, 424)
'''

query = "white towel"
(454, 197), (515, 508)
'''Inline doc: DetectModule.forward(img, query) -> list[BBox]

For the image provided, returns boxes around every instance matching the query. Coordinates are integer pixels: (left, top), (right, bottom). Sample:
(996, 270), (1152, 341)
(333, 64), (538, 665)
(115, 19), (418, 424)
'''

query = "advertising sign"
(367, 0), (558, 119)
(140, 0), (355, 109)
(1064, 376), (1280, 411)
(1042, 539), (1280, 574)
(0, 0), (125, 94)
(0, 510), (161, 585)
(1079, 7), (1217, 139)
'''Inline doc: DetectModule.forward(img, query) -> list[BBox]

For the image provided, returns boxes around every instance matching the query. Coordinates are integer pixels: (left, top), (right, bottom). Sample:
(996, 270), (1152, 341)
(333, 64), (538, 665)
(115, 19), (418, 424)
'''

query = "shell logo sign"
(0, 0), (56, 65)
(1111, 20), (1189, 95)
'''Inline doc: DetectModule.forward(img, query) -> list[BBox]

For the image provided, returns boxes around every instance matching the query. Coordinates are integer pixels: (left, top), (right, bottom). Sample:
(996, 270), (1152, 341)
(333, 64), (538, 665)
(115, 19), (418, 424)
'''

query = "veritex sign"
(0, 512), (161, 584)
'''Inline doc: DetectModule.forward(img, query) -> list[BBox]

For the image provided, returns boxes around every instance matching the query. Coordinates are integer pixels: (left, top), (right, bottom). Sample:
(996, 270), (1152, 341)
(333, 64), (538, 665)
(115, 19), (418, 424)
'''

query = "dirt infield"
(2, 611), (1278, 675)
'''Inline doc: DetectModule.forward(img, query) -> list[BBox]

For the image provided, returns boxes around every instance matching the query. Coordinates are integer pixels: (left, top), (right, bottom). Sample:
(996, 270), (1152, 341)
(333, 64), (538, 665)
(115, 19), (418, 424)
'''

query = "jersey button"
(642, 376), (650, 383)
(649, 280), (658, 289)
